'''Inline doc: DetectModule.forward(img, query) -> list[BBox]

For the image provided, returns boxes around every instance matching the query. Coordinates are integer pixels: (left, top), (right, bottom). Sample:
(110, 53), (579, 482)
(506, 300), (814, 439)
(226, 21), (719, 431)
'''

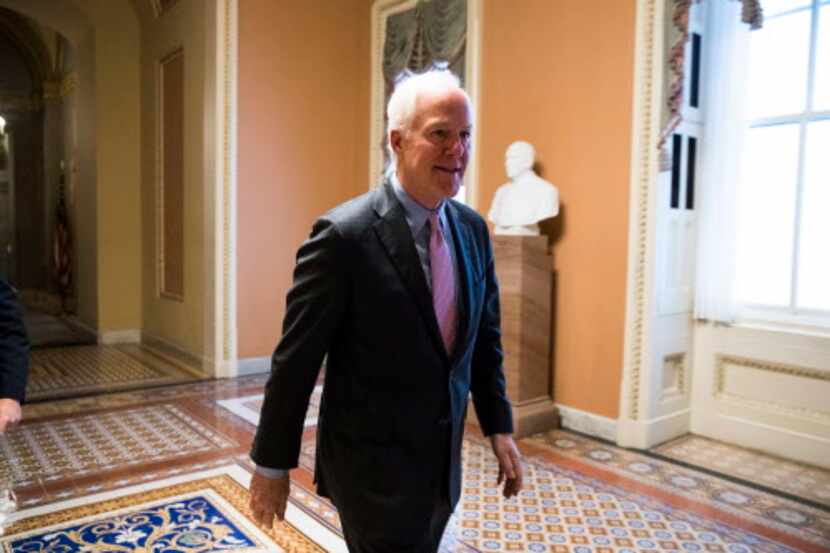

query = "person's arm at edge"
(248, 217), (348, 527)
(0, 279), (29, 433)
(468, 223), (523, 498)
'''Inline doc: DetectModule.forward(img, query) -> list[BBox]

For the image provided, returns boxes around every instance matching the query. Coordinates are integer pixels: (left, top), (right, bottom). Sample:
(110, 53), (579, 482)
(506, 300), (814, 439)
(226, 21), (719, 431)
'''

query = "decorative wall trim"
(158, 47), (185, 301)
(8, 74), (76, 104)
(204, 0), (239, 377)
(715, 354), (830, 389)
(715, 354), (830, 423)
(556, 404), (618, 443)
(99, 329), (141, 345)
(368, 0), (482, 208)
(620, 0), (664, 428)
(60, 72), (78, 97)
(661, 352), (686, 400)
(223, 0), (237, 366)
(466, 0), (482, 209)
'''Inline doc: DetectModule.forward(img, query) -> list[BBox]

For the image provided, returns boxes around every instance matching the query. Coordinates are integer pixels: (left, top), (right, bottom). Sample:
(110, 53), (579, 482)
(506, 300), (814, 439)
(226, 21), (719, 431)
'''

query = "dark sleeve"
(0, 278), (30, 402)
(469, 228), (514, 436)
(250, 217), (348, 469)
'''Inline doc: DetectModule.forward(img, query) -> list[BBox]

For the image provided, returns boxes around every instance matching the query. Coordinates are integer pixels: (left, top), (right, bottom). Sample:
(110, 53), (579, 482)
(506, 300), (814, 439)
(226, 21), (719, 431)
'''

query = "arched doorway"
(0, 0), (237, 386)
(0, 6), (95, 346)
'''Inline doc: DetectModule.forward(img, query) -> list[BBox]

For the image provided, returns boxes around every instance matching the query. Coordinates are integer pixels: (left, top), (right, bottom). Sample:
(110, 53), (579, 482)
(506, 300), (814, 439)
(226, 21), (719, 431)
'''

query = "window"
(735, 0), (830, 325)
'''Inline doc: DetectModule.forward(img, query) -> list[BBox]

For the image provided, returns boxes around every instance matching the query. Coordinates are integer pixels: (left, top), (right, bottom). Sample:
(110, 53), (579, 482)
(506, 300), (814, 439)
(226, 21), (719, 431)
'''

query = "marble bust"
(488, 141), (559, 236)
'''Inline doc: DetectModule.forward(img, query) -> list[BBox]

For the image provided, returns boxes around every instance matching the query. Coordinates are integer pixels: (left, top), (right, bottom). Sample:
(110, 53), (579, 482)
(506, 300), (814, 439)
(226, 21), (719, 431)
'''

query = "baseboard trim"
(691, 412), (830, 470)
(141, 332), (204, 375)
(618, 408), (691, 449)
(99, 329), (141, 345)
(556, 404), (618, 443)
(62, 315), (97, 337)
(645, 408), (690, 446)
(237, 356), (271, 376)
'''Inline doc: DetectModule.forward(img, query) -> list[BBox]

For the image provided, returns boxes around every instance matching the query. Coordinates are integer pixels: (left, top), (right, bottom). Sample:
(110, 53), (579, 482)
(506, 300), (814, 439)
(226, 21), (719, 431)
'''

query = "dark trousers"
(339, 499), (453, 553)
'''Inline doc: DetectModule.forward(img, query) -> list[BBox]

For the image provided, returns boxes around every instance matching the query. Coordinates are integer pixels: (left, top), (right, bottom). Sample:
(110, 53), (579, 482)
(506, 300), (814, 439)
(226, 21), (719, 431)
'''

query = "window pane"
(736, 125), (800, 307)
(761, 0), (811, 17)
(814, 5), (830, 111)
(796, 120), (830, 311)
(747, 11), (811, 118)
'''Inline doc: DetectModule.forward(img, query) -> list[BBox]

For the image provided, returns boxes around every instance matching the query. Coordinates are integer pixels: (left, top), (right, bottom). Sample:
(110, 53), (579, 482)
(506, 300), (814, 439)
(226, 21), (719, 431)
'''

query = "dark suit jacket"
(0, 278), (29, 402)
(251, 182), (512, 535)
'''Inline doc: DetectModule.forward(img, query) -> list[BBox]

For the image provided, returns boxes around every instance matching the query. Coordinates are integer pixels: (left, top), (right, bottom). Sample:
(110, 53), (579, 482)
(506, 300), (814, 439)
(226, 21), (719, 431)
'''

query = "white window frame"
(736, 0), (830, 330)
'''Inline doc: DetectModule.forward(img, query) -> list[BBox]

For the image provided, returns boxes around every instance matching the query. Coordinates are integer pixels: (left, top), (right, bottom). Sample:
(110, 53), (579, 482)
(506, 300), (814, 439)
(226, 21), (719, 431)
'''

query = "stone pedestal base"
(470, 396), (560, 438)
(470, 235), (559, 439)
(512, 397), (559, 438)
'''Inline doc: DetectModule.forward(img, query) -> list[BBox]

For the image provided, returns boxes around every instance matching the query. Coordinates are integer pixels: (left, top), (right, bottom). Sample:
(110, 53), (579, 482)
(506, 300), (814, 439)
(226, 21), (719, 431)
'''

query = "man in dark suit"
(249, 70), (522, 552)
(0, 278), (29, 434)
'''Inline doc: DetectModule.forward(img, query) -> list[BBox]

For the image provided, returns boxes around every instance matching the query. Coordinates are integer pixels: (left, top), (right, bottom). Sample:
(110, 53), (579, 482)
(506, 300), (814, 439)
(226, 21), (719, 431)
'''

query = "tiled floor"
(22, 308), (95, 349)
(26, 344), (202, 402)
(526, 431), (830, 550)
(653, 434), (830, 508)
(2, 362), (829, 552)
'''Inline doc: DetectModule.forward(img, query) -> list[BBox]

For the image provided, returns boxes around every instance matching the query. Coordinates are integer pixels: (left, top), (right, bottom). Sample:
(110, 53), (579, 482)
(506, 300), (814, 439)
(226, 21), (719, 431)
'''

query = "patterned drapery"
(380, 0), (467, 167)
(658, 0), (763, 170)
(383, 0), (467, 87)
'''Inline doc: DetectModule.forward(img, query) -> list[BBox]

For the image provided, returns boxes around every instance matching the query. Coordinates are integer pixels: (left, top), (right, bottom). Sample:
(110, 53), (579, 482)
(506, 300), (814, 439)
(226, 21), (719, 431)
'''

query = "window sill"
(733, 307), (830, 339)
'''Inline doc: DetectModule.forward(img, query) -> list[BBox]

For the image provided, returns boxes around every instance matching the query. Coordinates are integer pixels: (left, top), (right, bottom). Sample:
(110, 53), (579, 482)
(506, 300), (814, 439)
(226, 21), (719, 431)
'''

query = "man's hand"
(248, 470), (290, 529)
(0, 398), (21, 433)
(490, 433), (523, 498)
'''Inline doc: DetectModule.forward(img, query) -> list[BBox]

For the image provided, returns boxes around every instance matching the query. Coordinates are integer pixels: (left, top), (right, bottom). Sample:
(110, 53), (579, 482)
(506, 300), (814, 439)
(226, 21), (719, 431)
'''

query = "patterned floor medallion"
(26, 344), (201, 401)
(653, 434), (830, 508)
(2, 467), (335, 553)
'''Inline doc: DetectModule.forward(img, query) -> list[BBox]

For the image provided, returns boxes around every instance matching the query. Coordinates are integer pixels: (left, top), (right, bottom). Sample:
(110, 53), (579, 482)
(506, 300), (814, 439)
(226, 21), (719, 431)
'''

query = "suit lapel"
(445, 202), (477, 367)
(373, 183), (449, 363)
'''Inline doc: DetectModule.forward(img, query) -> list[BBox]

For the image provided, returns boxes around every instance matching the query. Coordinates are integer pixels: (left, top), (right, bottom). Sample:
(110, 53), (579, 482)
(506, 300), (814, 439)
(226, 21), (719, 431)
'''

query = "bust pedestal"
(475, 235), (559, 438)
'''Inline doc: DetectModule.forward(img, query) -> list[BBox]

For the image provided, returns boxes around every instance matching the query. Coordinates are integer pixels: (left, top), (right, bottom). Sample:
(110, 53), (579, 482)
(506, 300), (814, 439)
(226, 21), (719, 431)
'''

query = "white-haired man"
(249, 70), (522, 552)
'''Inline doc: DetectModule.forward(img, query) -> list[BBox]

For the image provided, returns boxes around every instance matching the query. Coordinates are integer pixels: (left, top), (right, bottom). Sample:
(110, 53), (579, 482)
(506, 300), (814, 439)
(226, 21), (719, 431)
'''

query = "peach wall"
(237, 0), (371, 358)
(479, 0), (636, 419)
(237, 0), (636, 421)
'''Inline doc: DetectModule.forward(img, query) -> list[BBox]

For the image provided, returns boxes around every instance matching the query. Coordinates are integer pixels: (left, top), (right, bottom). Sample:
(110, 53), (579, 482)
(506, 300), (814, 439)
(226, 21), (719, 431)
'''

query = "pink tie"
(429, 212), (457, 355)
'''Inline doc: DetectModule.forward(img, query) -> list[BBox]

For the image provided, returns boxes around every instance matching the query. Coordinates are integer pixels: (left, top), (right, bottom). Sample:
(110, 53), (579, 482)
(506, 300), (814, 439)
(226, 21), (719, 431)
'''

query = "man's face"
(391, 89), (472, 209)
